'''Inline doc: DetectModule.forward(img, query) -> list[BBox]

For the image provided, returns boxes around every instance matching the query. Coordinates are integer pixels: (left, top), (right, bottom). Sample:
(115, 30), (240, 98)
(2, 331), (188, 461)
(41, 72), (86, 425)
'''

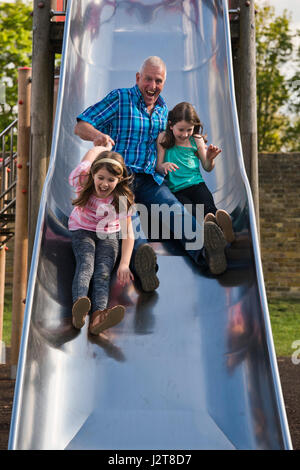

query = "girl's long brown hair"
(160, 102), (207, 149)
(72, 150), (135, 213)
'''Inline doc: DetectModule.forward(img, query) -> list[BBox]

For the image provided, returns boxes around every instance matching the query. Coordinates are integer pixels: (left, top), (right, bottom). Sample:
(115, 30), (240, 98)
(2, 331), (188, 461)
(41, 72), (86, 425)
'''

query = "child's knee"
(95, 262), (111, 281)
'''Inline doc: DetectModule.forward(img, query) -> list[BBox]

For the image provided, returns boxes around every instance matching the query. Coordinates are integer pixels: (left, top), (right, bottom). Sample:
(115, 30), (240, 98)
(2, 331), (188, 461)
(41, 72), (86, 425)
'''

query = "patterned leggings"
(71, 229), (120, 313)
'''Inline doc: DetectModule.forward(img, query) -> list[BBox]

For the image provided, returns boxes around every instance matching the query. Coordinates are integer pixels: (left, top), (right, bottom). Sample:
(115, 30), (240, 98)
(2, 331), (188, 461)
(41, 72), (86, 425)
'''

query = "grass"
(269, 298), (300, 357)
(1, 289), (300, 357)
(2, 288), (12, 346)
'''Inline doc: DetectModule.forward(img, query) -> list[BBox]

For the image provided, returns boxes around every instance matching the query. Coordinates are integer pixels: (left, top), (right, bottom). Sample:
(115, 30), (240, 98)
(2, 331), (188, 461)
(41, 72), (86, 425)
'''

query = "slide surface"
(9, 0), (292, 449)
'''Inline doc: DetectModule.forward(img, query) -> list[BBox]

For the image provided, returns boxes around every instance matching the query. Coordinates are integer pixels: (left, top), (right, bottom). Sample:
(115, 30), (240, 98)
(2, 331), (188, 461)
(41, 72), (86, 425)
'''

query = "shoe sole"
(72, 297), (91, 329)
(204, 222), (227, 275)
(134, 244), (159, 292)
(204, 213), (217, 224)
(89, 305), (125, 335)
(216, 210), (235, 243)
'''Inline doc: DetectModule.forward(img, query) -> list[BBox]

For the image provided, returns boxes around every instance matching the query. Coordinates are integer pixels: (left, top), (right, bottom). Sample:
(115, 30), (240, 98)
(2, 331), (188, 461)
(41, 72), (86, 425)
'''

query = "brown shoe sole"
(72, 297), (91, 329)
(216, 209), (235, 243)
(204, 213), (217, 224)
(204, 222), (227, 275)
(134, 244), (159, 292)
(89, 305), (125, 335)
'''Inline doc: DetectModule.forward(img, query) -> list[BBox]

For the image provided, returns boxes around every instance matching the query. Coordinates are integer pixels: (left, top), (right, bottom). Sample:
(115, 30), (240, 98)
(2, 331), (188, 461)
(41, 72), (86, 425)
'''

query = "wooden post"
(10, 68), (31, 374)
(28, 0), (54, 266)
(237, 0), (259, 232)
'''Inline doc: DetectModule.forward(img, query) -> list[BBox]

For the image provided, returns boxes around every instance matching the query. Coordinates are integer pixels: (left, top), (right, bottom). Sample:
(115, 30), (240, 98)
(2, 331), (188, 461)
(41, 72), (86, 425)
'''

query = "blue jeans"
(130, 174), (206, 267)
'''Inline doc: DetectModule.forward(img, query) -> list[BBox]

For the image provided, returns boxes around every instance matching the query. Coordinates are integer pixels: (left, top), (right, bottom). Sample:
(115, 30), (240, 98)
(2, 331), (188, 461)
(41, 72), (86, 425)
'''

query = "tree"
(255, 3), (294, 151)
(285, 38), (300, 151)
(0, 0), (32, 132)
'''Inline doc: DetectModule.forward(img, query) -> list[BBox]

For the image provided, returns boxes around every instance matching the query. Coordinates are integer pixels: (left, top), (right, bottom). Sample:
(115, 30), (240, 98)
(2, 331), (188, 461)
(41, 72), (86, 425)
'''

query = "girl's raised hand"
(206, 144), (221, 161)
(117, 263), (134, 287)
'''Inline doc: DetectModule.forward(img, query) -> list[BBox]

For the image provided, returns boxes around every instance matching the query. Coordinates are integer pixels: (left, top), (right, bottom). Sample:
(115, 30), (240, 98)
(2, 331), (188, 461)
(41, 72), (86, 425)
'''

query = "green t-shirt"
(164, 137), (204, 193)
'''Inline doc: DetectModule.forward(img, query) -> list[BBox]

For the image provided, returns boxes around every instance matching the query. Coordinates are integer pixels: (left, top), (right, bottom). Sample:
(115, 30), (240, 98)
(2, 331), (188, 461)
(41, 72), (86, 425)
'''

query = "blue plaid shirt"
(77, 84), (168, 184)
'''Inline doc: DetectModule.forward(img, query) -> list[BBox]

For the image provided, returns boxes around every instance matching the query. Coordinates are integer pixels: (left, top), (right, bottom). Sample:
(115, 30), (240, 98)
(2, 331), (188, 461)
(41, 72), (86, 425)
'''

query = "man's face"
(136, 64), (166, 110)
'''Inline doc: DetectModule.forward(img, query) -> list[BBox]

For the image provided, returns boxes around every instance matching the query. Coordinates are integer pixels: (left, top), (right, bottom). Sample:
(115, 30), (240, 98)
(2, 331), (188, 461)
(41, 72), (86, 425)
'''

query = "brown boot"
(72, 296), (91, 329)
(204, 222), (227, 275)
(89, 305), (125, 335)
(204, 212), (217, 224)
(134, 244), (159, 292)
(216, 209), (235, 243)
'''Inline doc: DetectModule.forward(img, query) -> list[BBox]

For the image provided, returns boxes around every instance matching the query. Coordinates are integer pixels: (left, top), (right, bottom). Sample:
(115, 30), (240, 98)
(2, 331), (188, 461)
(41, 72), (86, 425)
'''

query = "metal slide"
(8, 0), (292, 449)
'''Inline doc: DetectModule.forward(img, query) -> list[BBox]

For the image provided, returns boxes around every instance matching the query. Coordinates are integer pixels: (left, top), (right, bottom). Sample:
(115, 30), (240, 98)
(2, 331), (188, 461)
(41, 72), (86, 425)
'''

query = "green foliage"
(285, 41), (300, 150)
(255, 3), (294, 151)
(287, 39), (300, 113)
(2, 288), (12, 346)
(0, 0), (32, 131)
(285, 118), (300, 152)
(256, 3), (300, 151)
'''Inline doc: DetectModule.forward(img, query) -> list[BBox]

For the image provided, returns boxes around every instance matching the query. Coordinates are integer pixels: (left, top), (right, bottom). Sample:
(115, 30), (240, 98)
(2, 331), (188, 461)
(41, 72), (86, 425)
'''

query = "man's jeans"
(130, 173), (206, 267)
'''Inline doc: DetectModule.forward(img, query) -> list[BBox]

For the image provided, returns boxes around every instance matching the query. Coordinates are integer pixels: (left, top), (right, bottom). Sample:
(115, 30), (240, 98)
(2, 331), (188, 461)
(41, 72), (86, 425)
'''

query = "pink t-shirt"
(68, 160), (129, 234)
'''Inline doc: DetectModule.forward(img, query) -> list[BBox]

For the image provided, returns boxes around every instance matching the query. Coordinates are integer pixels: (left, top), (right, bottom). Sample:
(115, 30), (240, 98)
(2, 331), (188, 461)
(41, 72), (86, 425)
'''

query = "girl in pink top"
(69, 145), (135, 335)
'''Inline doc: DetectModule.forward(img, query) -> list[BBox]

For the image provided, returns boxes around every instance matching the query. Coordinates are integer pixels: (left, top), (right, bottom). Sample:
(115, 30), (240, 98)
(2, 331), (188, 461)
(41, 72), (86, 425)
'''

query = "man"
(75, 56), (227, 291)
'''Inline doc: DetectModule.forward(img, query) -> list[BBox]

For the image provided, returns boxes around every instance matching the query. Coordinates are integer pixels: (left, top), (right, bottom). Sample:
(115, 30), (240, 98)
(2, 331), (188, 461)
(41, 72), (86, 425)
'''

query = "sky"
(267, 0), (300, 34)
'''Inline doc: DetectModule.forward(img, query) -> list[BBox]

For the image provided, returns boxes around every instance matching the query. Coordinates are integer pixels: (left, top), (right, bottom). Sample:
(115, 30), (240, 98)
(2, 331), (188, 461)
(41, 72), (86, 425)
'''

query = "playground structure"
(0, 0), (292, 450)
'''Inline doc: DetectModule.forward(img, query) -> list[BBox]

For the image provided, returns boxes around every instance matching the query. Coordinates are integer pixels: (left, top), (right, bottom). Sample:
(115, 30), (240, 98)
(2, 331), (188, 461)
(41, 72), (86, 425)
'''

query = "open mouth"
(145, 90), (155, 98)
(98, 187), (109, 194)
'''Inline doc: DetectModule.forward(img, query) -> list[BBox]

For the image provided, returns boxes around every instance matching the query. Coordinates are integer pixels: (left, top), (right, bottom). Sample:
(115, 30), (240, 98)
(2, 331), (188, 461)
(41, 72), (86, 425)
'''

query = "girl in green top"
(156, 102), (235, 245)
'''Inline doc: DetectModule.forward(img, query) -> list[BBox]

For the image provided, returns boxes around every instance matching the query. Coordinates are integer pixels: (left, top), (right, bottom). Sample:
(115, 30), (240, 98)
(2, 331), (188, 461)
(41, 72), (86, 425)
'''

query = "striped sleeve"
(69, 160), (91, 190)
(76, 89), (120, 130)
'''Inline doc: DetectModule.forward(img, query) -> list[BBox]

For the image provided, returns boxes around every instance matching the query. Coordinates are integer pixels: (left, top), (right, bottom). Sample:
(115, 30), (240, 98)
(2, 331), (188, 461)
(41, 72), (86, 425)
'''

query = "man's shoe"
(215, 209), (235, 243)
(204, 222), (227, 275)
(134, 244), (159, 292)
(204, 212), (217, 224)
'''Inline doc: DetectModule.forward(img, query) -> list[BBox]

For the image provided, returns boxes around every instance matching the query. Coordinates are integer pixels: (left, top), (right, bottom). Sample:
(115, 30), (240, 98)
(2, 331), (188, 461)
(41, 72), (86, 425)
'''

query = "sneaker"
(89, 305), (125, 335)
(134, 244), (159, 292)
(204, 222), (227, 275)
(215, 209), (235, 243)
(72, 296), (91, 329)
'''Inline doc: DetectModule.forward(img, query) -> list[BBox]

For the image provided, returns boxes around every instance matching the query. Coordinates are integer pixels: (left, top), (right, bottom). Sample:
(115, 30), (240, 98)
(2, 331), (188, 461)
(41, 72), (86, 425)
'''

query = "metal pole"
(10, 68), (31, 375)
(28, 0), (54, 266)
(0, 239), (7, 358)
(0, 158), (9, 361)
(0, 161), (7, 350)
(0, 156), (5, 350)
(0, 244), (5, 346)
